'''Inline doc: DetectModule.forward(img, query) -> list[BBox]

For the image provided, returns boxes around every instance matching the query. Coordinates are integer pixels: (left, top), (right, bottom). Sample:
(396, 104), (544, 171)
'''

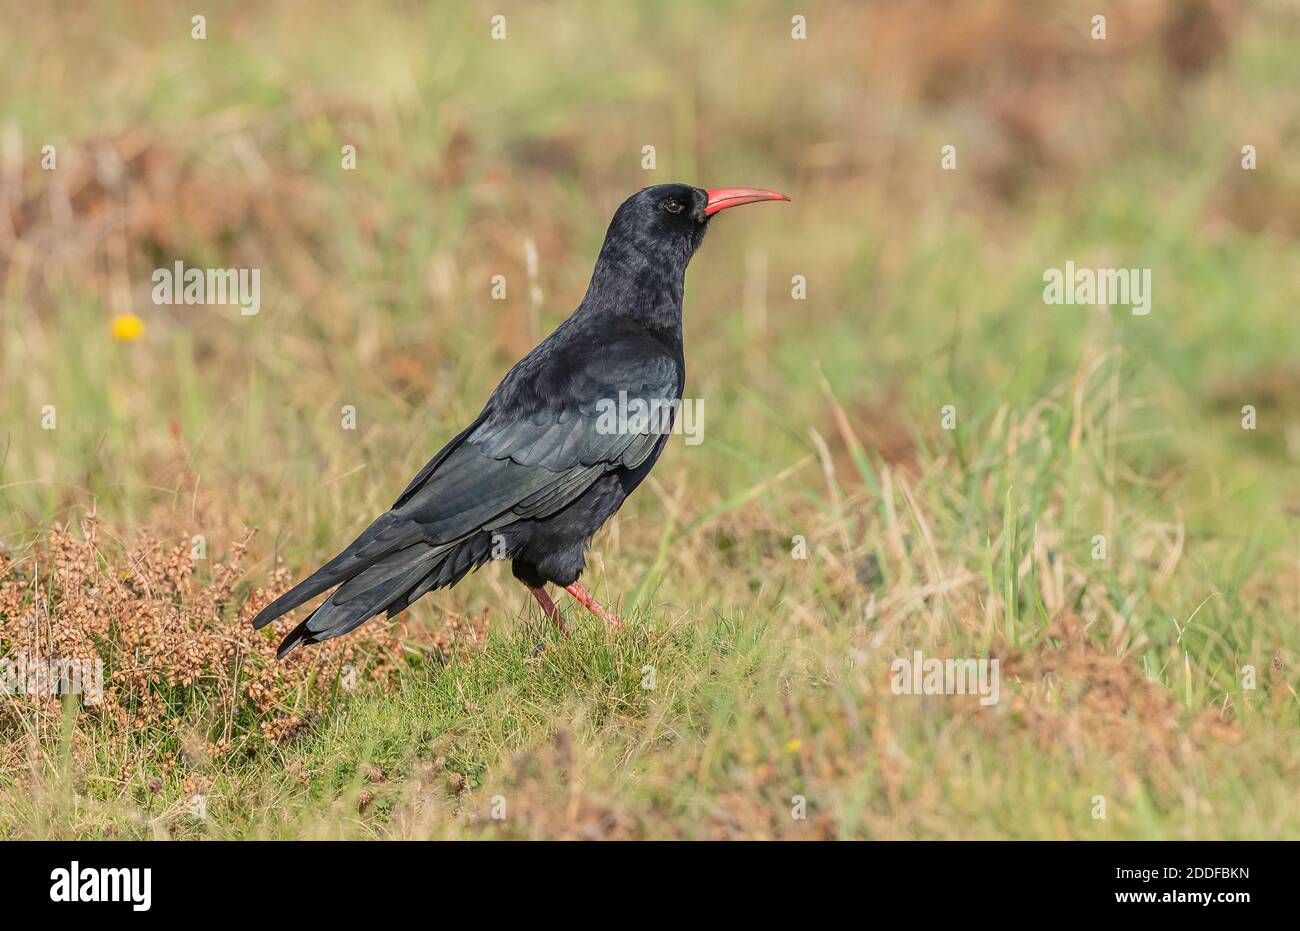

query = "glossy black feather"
(256, 184), (713, 656)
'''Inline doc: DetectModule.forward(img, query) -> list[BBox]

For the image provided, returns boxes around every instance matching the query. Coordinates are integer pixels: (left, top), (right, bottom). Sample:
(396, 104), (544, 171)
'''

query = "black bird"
(254, 183), (789, 657)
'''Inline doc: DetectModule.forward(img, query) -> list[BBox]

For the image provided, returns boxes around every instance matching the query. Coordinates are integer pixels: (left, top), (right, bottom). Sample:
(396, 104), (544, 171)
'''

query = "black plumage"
(253, 182), (787, 657)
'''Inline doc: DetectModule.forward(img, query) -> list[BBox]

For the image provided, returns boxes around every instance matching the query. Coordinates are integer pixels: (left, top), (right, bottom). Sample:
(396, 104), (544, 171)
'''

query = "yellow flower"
(785, 739), (803, 753)
(111, 313), (145, 342)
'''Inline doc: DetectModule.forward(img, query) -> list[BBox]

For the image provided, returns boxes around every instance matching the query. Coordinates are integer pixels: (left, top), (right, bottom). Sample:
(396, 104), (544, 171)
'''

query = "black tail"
(272, 540), (452, 658)
(253, 510), (434, 657)
(255, 512), (500, 659)
(252, 511), (427, 631)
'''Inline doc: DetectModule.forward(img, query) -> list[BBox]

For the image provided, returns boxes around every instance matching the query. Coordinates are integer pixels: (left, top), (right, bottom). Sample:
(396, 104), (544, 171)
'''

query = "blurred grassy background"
(1, 0), (1299, 838)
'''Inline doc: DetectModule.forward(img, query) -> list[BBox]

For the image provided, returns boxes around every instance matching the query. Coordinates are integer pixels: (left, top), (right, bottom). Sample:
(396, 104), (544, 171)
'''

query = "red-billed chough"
(253, 183), (789, 657)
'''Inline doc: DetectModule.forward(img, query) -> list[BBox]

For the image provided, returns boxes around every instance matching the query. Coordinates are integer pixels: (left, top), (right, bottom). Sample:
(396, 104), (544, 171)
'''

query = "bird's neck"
(578, 236), (687, 337)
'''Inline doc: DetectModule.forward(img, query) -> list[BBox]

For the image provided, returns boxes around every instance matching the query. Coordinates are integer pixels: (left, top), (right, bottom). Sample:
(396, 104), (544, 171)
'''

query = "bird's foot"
(565, 582), (624, 629)
(528, 585), (569, 638)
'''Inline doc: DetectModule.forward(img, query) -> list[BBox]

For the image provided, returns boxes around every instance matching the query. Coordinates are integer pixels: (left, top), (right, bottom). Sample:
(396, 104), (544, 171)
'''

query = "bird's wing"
(394, 349), (680, 532)
(252, 349), (679, 640)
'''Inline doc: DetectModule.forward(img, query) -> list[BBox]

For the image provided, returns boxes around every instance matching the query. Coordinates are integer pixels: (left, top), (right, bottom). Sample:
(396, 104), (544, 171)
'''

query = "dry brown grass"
(0, 510), (407, 757)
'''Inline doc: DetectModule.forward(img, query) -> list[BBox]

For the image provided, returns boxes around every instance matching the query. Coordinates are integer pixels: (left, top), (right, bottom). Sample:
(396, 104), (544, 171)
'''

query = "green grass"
(2, 0), (1299, 838)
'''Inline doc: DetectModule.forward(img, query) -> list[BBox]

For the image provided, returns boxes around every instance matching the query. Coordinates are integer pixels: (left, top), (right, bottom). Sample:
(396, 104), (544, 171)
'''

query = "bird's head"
(605, 183), (790, 267)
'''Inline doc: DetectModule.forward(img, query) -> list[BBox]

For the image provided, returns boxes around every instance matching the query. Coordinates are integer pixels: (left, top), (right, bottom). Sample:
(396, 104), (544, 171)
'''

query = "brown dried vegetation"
(0, 510), (407, 756)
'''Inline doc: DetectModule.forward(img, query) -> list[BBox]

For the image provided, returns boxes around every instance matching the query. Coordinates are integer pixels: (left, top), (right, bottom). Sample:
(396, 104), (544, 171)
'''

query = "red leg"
(565, 582), (624, 629)
(528, 585), (569, 637)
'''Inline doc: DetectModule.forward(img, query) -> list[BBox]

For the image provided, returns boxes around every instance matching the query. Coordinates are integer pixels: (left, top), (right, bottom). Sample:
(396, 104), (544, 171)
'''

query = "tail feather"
(332, 540), (454, 604)
(260, 519), (504, 660)
(385, 531), (497, 618)
(252, 512), (420, 630)
(275, 544), (442, 658)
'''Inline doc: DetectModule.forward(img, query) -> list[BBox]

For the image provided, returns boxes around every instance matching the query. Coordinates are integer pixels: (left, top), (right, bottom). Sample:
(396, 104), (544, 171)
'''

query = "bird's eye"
(663, 199), (685, 215)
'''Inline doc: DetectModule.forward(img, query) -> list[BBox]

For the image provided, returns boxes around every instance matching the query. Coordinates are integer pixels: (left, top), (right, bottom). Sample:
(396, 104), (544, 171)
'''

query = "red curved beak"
(704, 187), (791, 217)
